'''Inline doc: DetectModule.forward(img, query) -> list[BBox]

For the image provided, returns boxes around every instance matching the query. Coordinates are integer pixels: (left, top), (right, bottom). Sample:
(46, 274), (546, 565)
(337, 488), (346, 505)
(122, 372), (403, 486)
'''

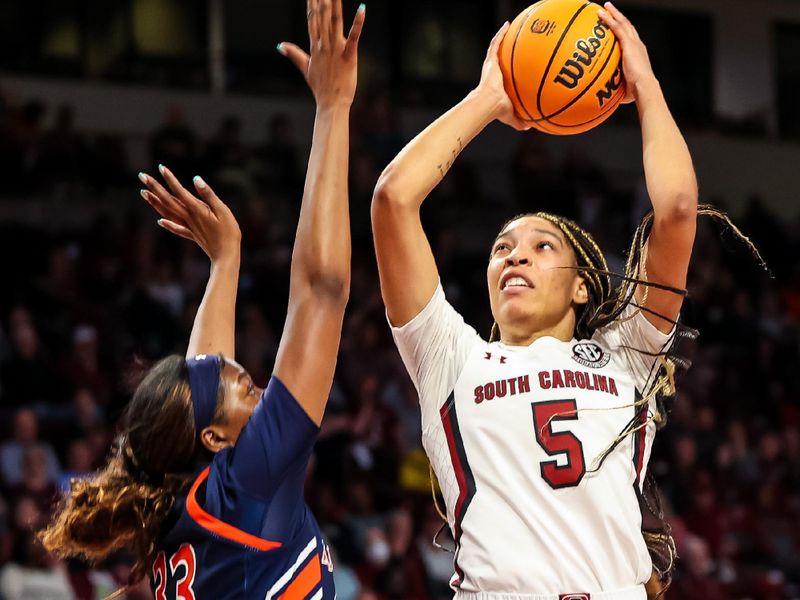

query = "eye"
(537, 241), (555, 251)
(493, 242), (510, 255)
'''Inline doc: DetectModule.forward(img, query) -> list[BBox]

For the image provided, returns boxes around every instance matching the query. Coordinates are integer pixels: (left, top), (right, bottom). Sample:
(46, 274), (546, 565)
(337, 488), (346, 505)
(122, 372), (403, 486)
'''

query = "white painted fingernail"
(193, 175), (207, 190)
(158, 164), (166, 175)
(138, 172), (147, 184)
(140, 189), (148, 200)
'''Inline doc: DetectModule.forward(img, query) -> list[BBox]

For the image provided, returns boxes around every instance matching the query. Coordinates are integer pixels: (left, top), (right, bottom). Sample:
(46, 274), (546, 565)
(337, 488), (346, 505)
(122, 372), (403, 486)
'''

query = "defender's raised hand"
(139, 166), (241, 263)
(278, 0), (366, 108)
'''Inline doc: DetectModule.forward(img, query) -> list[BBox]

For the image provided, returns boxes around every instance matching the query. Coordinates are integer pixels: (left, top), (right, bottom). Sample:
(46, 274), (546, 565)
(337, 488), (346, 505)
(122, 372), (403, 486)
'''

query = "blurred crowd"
(0, 91), (798, 600)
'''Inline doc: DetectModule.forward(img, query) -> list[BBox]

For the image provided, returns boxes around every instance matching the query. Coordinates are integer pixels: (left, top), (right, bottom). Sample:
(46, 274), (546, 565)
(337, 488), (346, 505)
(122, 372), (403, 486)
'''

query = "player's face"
(487, 216), (588, 340)
(217, 359), (263, 444)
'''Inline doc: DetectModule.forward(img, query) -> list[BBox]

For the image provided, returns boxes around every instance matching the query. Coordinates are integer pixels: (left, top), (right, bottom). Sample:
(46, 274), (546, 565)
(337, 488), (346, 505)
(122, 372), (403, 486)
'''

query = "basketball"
(499, 0), (626, 135)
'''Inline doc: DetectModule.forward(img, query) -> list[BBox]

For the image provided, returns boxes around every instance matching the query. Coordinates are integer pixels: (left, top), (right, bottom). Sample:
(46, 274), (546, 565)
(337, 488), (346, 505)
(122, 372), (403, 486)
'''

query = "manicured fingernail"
(276, 43), (286, 55)
(157, 219), (164, 226)
(358, 3), (366, 12)
(605, 1), (614, 7)
(140, 189), (148, 200)
(158, 164), (166, 175)
(138, 172), (147, 184)
(193, 175), (207, 190)
(598, 8), (606, 16)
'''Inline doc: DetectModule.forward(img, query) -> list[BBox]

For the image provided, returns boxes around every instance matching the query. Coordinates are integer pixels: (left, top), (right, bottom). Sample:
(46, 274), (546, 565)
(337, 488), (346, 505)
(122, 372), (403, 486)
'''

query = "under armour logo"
(484, 352), (507, 364)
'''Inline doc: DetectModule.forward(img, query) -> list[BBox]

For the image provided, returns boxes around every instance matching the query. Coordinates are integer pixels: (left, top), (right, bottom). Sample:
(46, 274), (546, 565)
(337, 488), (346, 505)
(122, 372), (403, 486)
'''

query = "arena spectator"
(0, 410), (60, 489)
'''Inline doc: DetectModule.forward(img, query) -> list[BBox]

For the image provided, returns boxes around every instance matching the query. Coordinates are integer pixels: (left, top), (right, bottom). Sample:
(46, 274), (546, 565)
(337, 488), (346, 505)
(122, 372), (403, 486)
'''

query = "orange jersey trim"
(278, 554), (321, 600)
(186, 466), (282, 552)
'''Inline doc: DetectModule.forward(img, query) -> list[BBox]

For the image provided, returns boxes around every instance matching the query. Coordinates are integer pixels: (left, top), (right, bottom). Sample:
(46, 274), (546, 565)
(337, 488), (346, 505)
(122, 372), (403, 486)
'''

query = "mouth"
(500, 272), (534, 292)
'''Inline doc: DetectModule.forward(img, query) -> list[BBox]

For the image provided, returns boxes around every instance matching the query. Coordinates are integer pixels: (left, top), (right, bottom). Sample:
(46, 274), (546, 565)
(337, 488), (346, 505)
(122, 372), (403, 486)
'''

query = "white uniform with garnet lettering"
(391, 284), (675, 600)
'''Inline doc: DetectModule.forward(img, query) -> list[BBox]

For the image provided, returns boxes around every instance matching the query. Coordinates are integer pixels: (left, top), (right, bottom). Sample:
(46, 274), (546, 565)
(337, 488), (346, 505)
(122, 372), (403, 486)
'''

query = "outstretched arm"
(372, 22), (529, 327)
(599, 2), (698, 333)
(139, 168), (241, 358)
(273, 0), (365, 425)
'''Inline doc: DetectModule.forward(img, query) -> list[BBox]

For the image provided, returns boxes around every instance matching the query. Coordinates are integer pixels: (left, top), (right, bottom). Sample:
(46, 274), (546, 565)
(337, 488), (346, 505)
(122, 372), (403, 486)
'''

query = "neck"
(499, 313), (576, 346)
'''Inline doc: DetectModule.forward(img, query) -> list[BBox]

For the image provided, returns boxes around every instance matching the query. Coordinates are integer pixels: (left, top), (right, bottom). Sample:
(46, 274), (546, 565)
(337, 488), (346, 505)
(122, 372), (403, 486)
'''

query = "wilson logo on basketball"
(596, 63), (624, 107)
(553, 20), (610, 90)
(571, 342), (610, 368)
(530, 18), (557, 36)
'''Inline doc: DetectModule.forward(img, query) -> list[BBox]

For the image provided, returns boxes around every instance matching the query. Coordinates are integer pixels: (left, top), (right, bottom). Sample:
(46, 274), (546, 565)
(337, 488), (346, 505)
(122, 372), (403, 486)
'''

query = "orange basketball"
(499, 0), (626, 135)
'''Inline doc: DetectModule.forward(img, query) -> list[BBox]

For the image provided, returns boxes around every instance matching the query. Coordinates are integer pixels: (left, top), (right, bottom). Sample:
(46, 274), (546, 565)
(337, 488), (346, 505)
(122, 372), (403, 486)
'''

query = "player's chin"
(497, 296), (539, 323)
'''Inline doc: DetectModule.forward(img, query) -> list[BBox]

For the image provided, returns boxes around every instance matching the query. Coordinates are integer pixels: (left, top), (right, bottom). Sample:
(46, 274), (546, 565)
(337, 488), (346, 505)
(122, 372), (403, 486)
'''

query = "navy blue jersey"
(152, 377), (334, 600)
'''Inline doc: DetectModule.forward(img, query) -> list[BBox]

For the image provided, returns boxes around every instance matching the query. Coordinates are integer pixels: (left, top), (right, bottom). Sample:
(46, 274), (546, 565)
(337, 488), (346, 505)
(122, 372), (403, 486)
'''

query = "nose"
(505, 248), (530, 267)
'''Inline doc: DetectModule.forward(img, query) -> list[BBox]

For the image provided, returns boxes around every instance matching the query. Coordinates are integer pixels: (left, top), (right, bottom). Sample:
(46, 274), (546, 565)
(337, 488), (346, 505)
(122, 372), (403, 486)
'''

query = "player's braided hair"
(39, 355), (222, 599)
(475, 206), (763, 593)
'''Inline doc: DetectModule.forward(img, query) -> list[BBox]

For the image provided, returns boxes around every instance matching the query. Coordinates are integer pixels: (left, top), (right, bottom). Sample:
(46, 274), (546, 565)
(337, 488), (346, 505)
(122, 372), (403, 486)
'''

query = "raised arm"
(599, 3), (698, 333)
(372, 23), (529, 327)
(272, 0), (364, 425)
(139, 168), (241, 358)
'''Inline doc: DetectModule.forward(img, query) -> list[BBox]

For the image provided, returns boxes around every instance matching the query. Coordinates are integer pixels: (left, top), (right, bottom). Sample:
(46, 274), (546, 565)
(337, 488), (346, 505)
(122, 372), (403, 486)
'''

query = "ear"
(199, 425), (233, 454)
(573, 275), (589, 306)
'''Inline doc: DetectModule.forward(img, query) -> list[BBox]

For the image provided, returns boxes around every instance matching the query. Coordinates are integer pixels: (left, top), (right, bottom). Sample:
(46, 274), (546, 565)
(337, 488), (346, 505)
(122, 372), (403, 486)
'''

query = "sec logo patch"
(571, 342), (609, 368)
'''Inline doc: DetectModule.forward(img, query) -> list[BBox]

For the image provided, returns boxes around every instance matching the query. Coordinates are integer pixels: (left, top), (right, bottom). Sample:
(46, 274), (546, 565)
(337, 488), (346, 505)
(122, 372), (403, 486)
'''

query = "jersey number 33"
(153, 544), (197, 600)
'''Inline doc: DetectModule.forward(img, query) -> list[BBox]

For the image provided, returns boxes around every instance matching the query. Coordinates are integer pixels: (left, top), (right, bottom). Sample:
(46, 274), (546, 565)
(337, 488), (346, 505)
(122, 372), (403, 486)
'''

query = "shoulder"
(593, 304), (676, 351)
(244, 376), (320, 442)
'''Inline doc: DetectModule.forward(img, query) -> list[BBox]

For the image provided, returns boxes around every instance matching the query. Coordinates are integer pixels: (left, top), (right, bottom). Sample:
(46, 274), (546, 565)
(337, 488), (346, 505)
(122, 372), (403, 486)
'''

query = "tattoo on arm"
(436, 137), (464, 180)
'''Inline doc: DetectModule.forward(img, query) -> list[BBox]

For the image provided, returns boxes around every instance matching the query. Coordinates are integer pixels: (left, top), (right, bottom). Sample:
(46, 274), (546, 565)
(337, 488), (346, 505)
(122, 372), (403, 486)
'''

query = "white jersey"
(391, 284), (675, 599)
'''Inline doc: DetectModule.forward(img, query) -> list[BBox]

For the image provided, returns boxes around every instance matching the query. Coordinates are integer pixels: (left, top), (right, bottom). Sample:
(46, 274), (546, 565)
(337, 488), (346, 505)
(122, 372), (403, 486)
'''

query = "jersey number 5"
(532, 400), (586, 489)
(153, 544), (197, 600)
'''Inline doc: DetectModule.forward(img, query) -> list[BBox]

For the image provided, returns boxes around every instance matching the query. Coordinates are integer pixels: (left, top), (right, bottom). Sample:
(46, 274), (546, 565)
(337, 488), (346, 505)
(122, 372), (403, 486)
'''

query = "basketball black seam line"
(531, 112), (559, 134)
(509, 5), (540, 121)
(537, 37), (620, 124)
(547, 76), (625, 128)
(533, 81), (623, 134)
(543, 56), (623, 128)
(533, 1), (592, 119)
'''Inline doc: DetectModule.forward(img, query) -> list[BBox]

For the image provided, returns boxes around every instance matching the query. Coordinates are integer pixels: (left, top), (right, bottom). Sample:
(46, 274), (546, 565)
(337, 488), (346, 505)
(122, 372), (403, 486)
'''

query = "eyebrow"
(492, 233), (510, 246)
(533, 228), (565, 247)
(494, 227), (565, 248)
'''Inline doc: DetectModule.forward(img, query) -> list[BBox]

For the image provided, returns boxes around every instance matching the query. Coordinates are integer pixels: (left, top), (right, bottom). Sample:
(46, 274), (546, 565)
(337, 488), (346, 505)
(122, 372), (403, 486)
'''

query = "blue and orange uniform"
(151, 371), (334, 600)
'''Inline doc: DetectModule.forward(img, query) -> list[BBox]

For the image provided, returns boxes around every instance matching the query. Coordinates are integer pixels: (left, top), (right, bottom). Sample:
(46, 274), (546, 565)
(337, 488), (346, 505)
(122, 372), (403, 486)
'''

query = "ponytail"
(39, 354), (212, 589)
